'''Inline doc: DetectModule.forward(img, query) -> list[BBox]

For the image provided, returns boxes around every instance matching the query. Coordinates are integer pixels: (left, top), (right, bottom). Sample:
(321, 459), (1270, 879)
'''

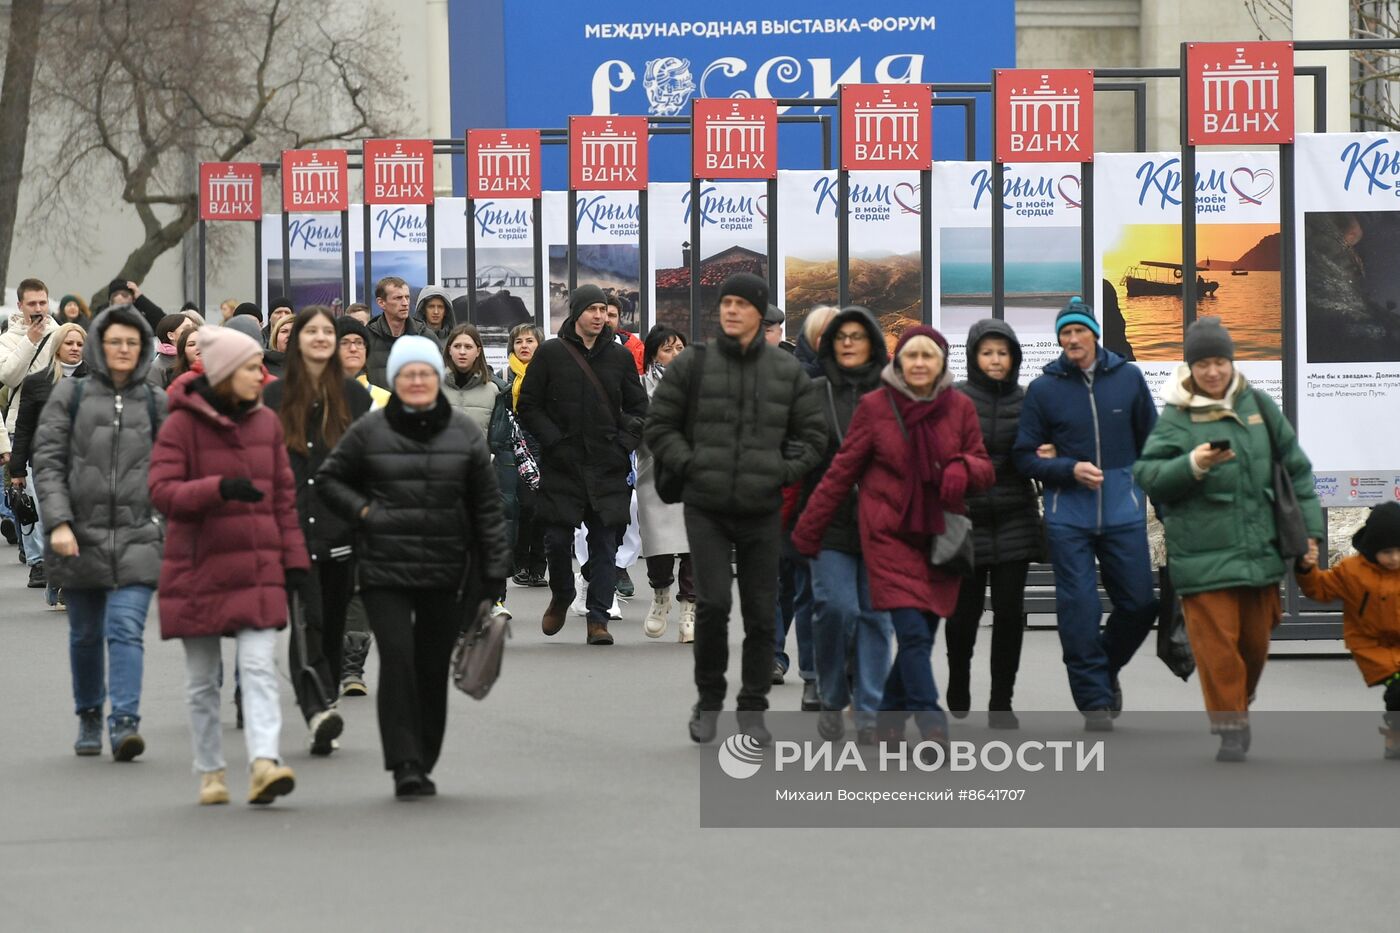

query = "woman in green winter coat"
(1133, 317), (1323, 762)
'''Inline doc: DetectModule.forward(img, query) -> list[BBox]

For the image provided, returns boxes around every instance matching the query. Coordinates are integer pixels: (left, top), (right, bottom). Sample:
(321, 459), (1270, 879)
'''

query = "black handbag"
(1154, 564), (1195, 681)
(886, 393), (974, 577)
(655, 346), (705, 505)
(1254, 389), (1309, 560)
(6, 483), (38, 530)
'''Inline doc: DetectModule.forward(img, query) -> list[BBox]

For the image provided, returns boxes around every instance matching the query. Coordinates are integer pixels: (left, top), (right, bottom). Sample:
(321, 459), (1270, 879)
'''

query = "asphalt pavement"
(0, 553), (1388, 931)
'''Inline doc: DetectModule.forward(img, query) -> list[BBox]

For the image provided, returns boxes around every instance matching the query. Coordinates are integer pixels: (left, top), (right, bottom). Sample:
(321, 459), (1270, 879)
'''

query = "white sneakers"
(678, 600), (696, 644)
(645, 587), (672, 638)
(570, 572), (588, 616)
(491, 601), (512, 621)
(572, 570), (623, 620)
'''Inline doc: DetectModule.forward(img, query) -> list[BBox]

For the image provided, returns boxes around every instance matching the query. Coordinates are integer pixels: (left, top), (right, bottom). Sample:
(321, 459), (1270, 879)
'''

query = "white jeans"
(182, 629), (281, 773)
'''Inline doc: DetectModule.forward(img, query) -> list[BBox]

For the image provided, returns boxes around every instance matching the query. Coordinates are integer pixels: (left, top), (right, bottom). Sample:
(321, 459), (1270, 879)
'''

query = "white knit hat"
(386, 335), (445, 387)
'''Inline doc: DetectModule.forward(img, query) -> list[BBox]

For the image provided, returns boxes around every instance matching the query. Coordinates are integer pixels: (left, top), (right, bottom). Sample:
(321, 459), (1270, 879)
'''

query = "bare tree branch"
(27, 0), (409, 297)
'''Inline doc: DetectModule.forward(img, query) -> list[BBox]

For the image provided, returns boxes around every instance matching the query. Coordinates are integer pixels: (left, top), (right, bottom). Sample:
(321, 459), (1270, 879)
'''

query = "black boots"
(689, 704), (719, 744)
(74, 709), (102, 756)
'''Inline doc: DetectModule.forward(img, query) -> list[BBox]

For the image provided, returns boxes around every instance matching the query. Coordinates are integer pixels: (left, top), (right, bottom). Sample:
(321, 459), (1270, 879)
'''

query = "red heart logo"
(1057, 174), (1082, 209)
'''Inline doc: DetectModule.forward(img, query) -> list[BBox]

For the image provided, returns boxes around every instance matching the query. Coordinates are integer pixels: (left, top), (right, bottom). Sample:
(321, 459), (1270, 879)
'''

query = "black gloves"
(219, 477), (264, 503)
(285, 568), (309, 594)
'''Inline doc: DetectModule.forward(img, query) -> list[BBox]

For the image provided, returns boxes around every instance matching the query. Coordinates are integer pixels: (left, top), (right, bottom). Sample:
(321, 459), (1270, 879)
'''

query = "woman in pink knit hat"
(149, 326), (310, 807)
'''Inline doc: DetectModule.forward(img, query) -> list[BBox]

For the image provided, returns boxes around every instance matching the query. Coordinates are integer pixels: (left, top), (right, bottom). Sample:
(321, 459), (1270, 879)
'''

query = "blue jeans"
(66, 585), (153, 727)
(774, 552), (814, 680)
(810, 549), (892, 728)
(880, 607), (946, 735)
(19, 474), (43, 567)
(1046, 522), (1159, 710)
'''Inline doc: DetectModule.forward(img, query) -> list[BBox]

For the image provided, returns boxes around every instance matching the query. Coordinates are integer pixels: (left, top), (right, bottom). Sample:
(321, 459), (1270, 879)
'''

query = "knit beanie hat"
(1184, 315), (1235, 365)
(224, 315), (265, 344)
(386, 335), (444, 387)
(569, 284), (607, 318)
(108, 279), (132, 301)
(892, 324), (950, 367)
(1354, 502), (1400, 563)
(232, 301), (262, 321)
(764, 303), (785, 326)
(270, 297), (294, 315)
(335, 315), (369, 343)
(199, 326), (263, 387)
(1055, 296), (1100, 338)
(718, 273), (768, 314)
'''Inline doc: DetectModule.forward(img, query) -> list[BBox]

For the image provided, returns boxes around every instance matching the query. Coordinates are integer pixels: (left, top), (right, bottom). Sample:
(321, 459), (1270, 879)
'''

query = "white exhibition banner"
(647, 181), (768, 342)
(928, 160), (1083, 379)
(1094, 151), (1282, 404)
(1294, 132), (1400, 505)
(779, 169), (924, 347)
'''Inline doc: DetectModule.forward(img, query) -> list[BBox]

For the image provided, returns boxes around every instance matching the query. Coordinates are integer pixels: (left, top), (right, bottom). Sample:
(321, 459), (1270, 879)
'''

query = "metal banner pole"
(280, 210), (291, 309)
(567, 188), (578, 291)
(532, 197), (544, 328)
(1080, 160), (1095, 305)
(991, 160), (1006, 321)
(340, 208), (351, 307)
(689, 177), (701, 342)
(920, 167), (932, 325)
(198, 220), (207, 313)
(1180, 43), (1198, 333)
(638, 187), (650, 337)
(362, 203), (372, 303)
(426, 200), (436, 284)
(837, 169), (850, 308)
(466, 198), (477, 324)
(253, 219), (263, 307)
(766, 176), (778, 310)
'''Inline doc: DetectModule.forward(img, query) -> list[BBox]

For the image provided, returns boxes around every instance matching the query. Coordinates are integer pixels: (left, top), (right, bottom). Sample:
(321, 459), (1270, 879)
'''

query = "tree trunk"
(0, 0), (44, 297)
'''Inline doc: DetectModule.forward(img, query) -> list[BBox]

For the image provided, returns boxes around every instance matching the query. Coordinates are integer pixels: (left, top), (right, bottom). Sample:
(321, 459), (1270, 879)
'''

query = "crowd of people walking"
(3, 268), (1398, 808)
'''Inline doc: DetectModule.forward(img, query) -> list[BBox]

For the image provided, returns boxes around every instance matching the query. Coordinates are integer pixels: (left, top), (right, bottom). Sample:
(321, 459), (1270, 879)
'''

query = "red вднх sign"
(570, 116), (649, 191)
(995, 69), (1094, 163)
(199, 163), (261, 221)
(1186, 41), (1294, 146)
(364, 140), (434, 205)
(692, 99), (778, 180)
(840, 84), (931, 171)
(468, 130), (542, 199)
(281, 149), (349, 212)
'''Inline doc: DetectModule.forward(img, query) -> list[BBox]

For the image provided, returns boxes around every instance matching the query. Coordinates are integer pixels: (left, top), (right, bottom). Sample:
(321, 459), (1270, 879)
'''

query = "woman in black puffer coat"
(317, 336), (511, 798)
(946, 319), (1042, 727)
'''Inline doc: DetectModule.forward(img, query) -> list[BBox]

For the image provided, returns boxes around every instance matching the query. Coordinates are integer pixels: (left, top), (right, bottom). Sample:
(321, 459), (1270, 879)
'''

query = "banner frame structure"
(987, 75), (1151, 320)
(465, 129), (544, 327)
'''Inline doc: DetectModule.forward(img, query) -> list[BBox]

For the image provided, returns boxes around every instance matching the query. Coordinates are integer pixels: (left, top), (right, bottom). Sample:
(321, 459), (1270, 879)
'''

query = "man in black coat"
(645, 273), (827, 744)
(516, 284), (648, 645)
(98, 279), (166, 335)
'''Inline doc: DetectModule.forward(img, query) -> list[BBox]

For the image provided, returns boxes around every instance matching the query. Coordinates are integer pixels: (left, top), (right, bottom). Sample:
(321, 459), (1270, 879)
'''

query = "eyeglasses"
(102, 339), (141, 349)
(398, 371), (438, 383)
(339, 338), (366, 349)
(833, 331), (869, 345)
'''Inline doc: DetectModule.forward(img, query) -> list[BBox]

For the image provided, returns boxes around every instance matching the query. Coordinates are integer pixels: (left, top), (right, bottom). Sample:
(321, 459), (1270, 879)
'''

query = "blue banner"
(449, 1), (1014, 188)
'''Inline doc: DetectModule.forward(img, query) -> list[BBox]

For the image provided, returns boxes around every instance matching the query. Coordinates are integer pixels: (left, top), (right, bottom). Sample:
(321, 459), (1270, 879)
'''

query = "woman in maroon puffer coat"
(149, 327), (309, 808)
(792, 326), (993, 750)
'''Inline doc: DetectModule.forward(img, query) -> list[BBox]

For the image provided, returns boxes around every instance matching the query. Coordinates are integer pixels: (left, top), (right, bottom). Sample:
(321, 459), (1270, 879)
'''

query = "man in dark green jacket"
(645, 273), (827, 744)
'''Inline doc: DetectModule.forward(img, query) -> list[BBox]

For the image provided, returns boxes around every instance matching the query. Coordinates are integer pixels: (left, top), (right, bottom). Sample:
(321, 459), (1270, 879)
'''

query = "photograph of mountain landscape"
(784, 251), (923, 346)
(548, 243), (641, 335)
(1100, 222), (1282, 360)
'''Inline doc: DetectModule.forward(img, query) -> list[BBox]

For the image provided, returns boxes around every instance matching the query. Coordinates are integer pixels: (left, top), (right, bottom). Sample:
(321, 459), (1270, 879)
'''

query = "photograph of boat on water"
(1099, 222), (1282, 360)
(1303, 210), (1400, 364)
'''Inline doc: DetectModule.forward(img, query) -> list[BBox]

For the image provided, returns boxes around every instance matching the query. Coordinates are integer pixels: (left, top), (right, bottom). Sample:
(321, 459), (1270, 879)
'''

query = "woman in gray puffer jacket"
(945, 319), (1042, 727)
(33, 306), (167, 761)
(441, 323), (504, 434)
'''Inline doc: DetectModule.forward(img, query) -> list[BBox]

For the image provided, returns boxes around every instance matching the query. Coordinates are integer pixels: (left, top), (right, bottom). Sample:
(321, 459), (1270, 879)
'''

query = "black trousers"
(684, 506), (780, 711)
(513, 481), (548, 576)
(544, 506), (622, 625)
(944, 560), (1030, 708)
(289, 557), (354, 722)
(646, 553), (695, 602)
(361, 587), (464, 773)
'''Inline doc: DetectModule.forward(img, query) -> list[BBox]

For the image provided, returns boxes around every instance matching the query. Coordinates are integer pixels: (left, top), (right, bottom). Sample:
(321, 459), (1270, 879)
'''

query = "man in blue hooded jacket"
(1013, 298), (1158, 728)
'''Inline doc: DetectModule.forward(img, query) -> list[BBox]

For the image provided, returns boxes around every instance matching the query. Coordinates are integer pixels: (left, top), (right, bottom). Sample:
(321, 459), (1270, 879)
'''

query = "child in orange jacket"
(1296, 501), (1400, 759)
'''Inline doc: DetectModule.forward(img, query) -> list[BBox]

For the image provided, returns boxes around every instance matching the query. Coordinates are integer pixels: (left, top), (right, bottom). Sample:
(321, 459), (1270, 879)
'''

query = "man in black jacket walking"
(645, 273), (827, 744)
(517, 284), (648, 645)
